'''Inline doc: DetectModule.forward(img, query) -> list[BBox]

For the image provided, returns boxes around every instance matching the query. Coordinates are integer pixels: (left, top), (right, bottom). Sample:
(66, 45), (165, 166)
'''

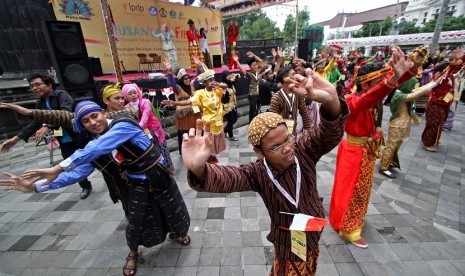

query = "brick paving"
(0, 102), (465, 275)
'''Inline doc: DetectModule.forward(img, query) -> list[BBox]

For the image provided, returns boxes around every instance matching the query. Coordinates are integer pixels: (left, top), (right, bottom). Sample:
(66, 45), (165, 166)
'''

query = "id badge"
(53, 127), (63, 137)
(192, 106), (201, 113)
(285, 119), (294, 134)
(443, 92), (454, 103)
(144, 129), (153, 140)
(291, 230), (307, 261)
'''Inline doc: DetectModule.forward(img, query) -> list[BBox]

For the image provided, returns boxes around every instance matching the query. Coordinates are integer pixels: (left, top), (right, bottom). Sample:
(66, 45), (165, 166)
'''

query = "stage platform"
(93, 65), (249, 83)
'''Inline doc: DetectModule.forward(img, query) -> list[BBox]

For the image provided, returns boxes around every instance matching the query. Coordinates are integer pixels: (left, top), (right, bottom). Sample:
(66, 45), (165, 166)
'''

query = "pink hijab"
(121, 83), (143, 103)
(121, 83), (166, 143)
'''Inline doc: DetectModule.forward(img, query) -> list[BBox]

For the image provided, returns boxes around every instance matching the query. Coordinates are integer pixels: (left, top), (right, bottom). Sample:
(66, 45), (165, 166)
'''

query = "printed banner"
(51, 0), (223, 73)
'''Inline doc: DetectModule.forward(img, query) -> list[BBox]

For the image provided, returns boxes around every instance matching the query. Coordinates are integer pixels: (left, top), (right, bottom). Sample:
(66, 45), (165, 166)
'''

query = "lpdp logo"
(122, 2), (145, 13)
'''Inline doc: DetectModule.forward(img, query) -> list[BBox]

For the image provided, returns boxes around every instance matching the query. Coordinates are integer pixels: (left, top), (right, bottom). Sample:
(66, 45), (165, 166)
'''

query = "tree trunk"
(430, 0), (450, 50)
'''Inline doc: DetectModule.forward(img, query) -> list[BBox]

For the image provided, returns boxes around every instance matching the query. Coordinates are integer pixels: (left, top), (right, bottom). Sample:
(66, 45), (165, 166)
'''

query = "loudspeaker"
(298, 39), (313, 61)
(42, 20), (96, 103)
(89, 57), (103, 76)
(212, 55), (222, 68)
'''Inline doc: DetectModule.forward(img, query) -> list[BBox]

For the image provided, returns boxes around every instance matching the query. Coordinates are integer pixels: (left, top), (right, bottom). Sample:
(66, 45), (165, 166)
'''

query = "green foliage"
(420, 15), (465, 33)
(398, 20), (420, 35)
(282, 8), (310, 46)
(151, 98), (161, 119)
(229, 10), (282, 41)
(420, 19), (437, 33)
(353, 16), (393, 38)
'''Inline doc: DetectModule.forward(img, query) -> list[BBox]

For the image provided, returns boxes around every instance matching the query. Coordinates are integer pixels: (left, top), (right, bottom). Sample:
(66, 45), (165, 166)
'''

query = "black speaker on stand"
(89, 57), (103, 76)
(42, 20), (97, 104)
(298, 39), (313, 61)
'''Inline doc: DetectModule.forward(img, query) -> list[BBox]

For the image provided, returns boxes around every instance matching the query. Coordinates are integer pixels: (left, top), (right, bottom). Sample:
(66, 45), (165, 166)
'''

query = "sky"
(175, 0), (403, 30)
(263, 0), (401, 30)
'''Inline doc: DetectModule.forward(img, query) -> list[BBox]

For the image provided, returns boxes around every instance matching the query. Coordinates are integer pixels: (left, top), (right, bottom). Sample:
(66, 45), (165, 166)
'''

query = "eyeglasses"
(29, 82), (45, 89)
(268, 134), (295, 153)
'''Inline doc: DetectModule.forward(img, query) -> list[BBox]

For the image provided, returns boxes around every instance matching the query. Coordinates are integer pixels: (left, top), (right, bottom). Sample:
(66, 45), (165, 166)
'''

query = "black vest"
(90, 114), (167, 204)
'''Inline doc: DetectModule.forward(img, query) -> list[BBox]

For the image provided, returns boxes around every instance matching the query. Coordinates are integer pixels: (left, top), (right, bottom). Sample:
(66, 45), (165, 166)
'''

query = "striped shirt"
(188, 100), (349, 262)
(269, 90), (312, 130)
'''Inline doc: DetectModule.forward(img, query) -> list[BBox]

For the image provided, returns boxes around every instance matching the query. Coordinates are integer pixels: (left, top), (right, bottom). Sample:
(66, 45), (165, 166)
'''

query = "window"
(451, 6), (456, 10)
(424, 12), (428, 17)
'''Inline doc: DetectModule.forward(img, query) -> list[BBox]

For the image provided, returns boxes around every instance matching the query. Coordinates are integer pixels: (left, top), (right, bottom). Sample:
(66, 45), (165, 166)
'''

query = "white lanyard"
(280, 89), (294, 117)
(263, 156), (301, 208)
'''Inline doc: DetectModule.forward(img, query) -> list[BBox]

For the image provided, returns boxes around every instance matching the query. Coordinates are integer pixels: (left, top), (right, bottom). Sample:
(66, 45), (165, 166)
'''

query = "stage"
(93, 65), (249, 83)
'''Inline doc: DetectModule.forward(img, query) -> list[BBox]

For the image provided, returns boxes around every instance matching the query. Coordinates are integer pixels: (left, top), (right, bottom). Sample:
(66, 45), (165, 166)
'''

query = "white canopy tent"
(326, 30), (465, 51)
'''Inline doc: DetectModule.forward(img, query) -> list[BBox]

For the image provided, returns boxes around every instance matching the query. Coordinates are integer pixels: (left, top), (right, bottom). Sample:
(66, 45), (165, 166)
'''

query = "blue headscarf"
(71, 101), (102, 133)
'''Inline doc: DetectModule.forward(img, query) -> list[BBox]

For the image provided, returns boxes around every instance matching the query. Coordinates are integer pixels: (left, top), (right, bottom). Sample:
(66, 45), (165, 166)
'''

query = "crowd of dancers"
(0, 17), (464, 276)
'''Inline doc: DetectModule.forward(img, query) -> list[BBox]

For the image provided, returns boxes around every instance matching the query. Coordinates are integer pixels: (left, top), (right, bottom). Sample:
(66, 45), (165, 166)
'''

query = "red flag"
(289, 214), (329, 232)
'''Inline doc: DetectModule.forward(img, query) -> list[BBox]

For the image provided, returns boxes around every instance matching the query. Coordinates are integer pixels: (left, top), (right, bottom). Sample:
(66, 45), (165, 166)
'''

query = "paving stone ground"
(0, 102), (465, 276)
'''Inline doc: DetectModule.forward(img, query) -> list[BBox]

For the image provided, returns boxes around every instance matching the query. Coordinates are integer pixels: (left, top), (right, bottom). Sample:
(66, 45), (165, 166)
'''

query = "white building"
(315, 2), (409, 41)
(402, 0), (465, 26)
(316, 0), (465, 42)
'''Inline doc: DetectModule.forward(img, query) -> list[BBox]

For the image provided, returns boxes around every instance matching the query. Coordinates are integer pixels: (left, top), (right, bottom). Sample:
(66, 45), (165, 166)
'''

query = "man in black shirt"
(258, 68), (282, 113)
(0, 74), (92, 199)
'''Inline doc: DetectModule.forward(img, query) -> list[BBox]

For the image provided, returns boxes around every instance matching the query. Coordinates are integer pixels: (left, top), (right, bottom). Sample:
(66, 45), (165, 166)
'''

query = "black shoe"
(80, 187), (92, 199)
(379, 169), (396, 178)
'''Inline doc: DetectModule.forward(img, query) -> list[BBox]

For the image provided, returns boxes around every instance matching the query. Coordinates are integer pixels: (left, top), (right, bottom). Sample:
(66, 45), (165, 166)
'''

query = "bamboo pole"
(99, 0), (123, 83)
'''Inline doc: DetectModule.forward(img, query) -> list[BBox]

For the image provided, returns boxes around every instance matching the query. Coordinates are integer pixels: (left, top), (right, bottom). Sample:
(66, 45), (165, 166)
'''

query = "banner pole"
(99, 0), (123, 83)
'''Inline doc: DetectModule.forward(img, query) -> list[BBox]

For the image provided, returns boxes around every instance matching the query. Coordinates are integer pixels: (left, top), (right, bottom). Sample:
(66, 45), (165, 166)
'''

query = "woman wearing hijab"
(154, 24), (178, 70)
(122, 83), (174, 173)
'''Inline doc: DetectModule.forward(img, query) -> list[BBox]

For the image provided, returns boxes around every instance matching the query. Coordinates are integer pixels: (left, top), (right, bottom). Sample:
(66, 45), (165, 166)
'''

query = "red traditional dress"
(227, 24), (239, 69)
(421, 75), (454, 147)
(423, 58), (464, 145)
(186, 27), (204, 72)
(330, 69), (415, 242)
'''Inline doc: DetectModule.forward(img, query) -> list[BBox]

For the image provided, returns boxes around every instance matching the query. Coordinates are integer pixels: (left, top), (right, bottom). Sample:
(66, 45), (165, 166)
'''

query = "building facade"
(402, 0), (465, 26)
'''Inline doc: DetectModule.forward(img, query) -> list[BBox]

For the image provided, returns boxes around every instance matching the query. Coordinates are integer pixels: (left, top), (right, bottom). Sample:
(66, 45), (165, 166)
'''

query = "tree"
(282, 8), (310, 46)
(353, 17), (393, 38)
(398, 20), (420, 35)
(227, 11), (282, 41)
(420, 15), (465, 33)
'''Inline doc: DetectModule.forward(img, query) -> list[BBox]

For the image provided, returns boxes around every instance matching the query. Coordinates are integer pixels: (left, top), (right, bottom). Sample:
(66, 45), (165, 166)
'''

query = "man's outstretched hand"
(182, 119), (214, 180)
(0, 172), (35, 193)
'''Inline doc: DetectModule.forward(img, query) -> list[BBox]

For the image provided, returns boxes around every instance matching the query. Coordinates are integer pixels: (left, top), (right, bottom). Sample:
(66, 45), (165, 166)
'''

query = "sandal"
(123, 253), (138, 276)
(177, 235), (191, 246)
(169, 233), (191, 246)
